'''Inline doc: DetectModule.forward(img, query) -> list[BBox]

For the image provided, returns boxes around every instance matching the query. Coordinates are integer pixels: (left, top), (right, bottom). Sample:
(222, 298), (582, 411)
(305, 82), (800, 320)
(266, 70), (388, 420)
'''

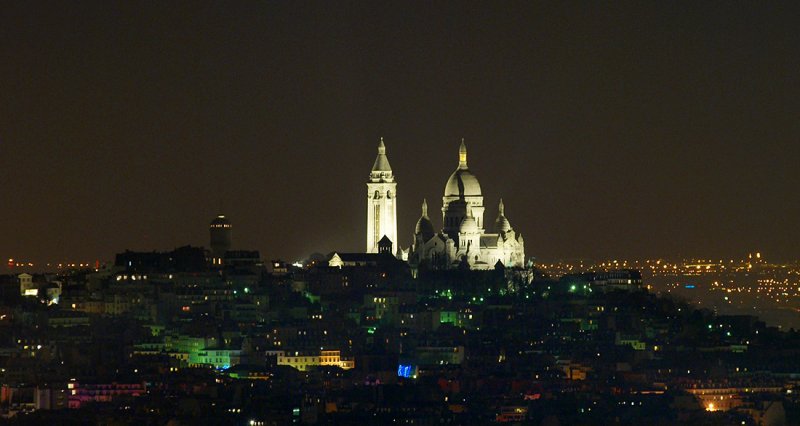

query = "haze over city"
(2, 2), (799, 264)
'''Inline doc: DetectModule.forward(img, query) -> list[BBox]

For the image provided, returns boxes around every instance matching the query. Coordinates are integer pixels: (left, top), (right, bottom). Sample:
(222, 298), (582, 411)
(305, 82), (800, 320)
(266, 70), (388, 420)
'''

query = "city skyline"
(2, 2), (799, 264)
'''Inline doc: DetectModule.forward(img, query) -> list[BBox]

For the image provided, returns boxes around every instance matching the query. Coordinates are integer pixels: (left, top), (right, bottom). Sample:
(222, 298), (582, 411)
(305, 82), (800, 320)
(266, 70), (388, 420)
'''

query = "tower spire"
(498, 198), (505, 215)
(422, 199), (428, 217)
(371, 137), (392, 173)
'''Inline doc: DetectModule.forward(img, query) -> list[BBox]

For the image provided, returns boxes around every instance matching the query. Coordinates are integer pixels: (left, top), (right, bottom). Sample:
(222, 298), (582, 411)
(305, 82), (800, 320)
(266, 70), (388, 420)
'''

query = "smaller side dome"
(496, 216), (512, 233)
(495, 199), (512, 233)
(415, 199), (435, 240)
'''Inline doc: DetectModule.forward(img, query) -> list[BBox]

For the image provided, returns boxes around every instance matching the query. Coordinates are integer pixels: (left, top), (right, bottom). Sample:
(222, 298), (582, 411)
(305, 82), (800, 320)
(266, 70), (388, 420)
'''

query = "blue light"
(397, 364), (413, 378)
(684, 284), (695, 289)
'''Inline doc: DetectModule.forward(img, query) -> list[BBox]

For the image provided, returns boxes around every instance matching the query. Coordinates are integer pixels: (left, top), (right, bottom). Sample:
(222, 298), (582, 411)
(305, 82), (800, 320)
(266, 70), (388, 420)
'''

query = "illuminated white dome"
(495, 199), (512, 233)
(444, 170), (482, 198)
(443, 141), (482, 198)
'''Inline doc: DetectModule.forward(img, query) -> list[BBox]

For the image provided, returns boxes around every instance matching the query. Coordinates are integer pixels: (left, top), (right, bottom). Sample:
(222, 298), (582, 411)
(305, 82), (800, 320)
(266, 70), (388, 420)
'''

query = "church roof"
(328, 252), (405, 268)
(332, 253), (389, 262)
(480, 234), (500, 248)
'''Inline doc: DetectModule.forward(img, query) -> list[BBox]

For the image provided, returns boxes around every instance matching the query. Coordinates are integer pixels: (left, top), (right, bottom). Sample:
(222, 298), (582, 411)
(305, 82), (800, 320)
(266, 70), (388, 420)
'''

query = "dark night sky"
(1, 2), (799, 265)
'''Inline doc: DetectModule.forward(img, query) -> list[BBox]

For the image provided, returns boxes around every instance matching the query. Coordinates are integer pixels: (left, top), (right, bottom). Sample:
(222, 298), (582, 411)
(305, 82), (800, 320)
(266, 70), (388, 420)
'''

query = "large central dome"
(444, 169), (482, 197)
(443, 140), (482, 198)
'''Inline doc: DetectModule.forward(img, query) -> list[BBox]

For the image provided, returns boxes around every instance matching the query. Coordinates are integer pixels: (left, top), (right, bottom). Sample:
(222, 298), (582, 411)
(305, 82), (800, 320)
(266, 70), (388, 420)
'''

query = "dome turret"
(414, 199), (435, 240)
(495, 198), (513, 233)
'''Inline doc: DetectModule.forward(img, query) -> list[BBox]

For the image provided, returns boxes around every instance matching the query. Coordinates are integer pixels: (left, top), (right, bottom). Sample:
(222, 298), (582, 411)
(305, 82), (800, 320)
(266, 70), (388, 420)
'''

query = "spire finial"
(458, 139), (467, 169)
(378, 137), (386, 154)
(498, 198), (505, 215)
(421, 199), (428, 217)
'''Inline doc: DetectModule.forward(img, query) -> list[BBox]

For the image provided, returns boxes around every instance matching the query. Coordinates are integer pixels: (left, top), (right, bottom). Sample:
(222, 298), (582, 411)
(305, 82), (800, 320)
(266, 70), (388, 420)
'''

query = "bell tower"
(366, 138), (398, 253)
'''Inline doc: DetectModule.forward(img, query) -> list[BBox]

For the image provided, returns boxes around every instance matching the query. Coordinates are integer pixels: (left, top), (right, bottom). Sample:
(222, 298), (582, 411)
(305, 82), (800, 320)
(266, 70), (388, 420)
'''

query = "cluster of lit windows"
(116, 274), (148, 281)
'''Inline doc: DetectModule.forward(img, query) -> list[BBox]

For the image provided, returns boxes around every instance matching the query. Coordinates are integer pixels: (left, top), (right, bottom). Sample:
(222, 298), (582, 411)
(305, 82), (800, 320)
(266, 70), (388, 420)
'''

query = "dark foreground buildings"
(0, 244), (798, 425)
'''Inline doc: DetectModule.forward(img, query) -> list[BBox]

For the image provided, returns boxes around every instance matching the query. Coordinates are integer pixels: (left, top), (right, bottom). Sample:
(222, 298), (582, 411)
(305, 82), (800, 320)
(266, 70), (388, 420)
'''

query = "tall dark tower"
(209, 214), (232, 265)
